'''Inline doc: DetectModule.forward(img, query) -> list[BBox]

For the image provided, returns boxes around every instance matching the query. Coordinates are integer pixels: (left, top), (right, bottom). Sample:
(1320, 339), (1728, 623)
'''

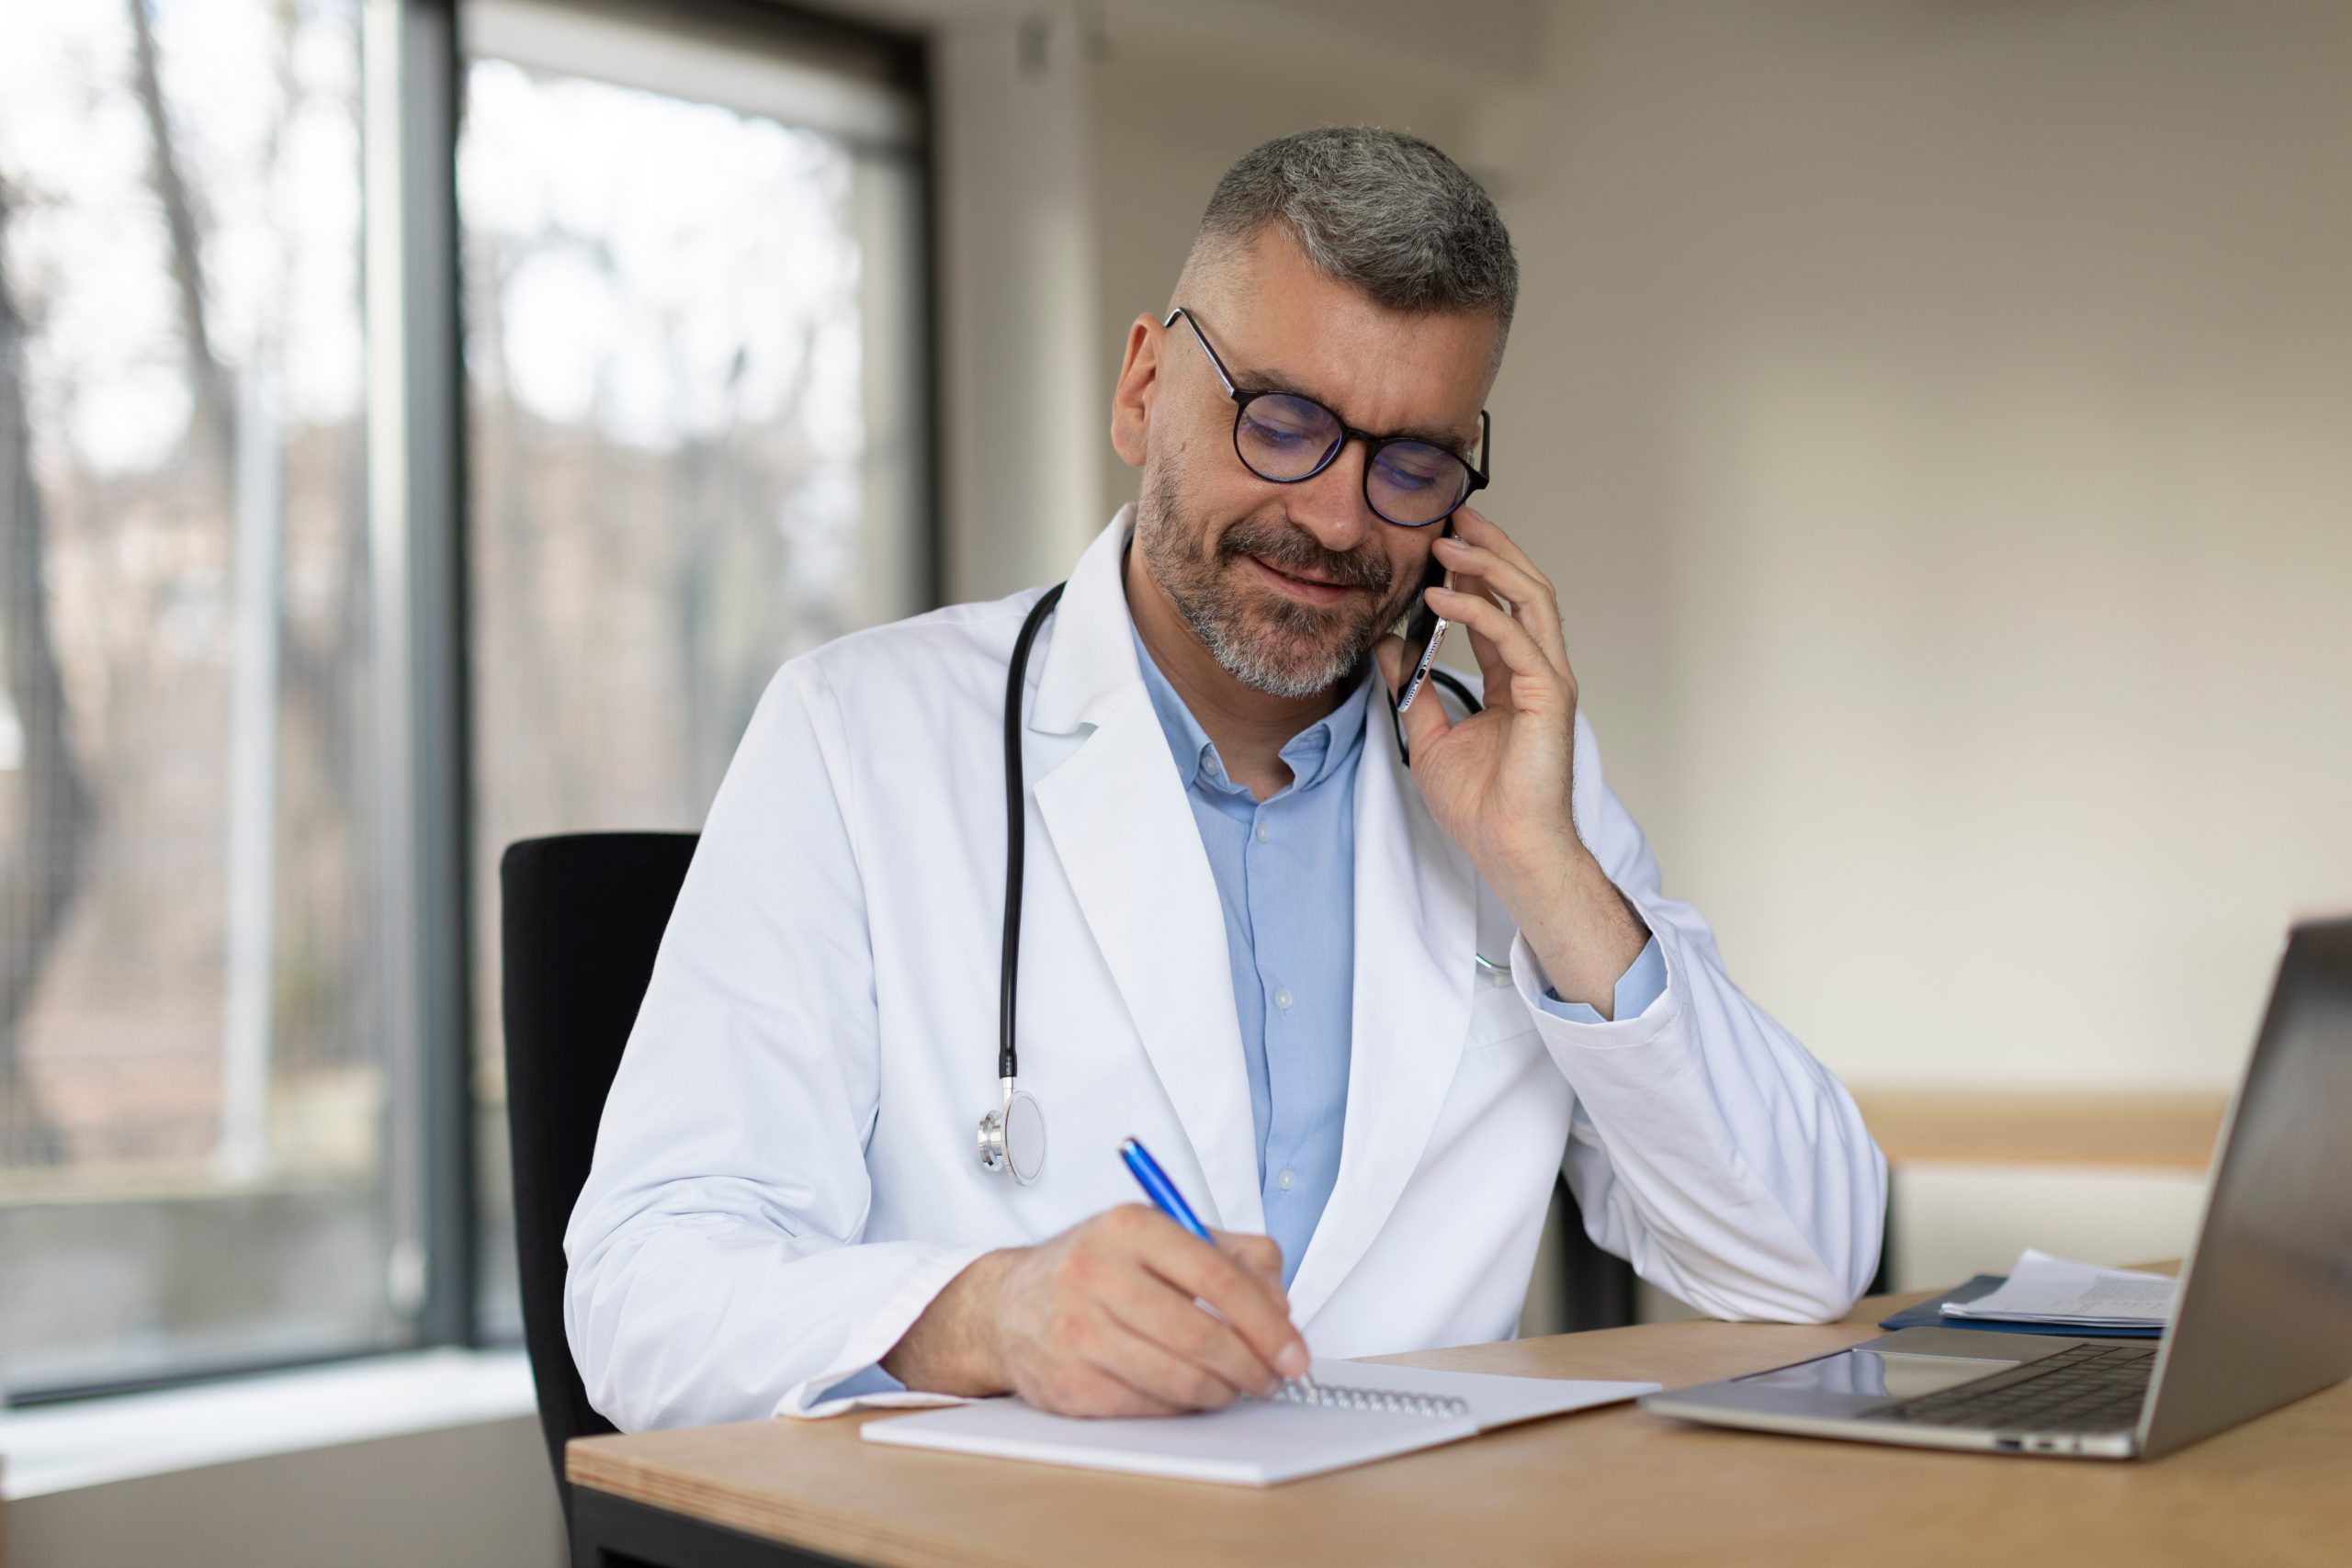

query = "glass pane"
(0, 0), (390, 1393)
(458, 7), (928, 1339)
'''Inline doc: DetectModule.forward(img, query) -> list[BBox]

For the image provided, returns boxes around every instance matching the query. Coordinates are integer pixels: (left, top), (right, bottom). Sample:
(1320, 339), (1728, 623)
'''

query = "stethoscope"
(978, 582), (1490, 1184)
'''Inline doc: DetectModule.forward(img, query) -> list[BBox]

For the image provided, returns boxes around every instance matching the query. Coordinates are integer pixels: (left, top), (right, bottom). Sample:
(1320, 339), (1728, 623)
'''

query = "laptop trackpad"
(1738, 1348), (2024, 1403)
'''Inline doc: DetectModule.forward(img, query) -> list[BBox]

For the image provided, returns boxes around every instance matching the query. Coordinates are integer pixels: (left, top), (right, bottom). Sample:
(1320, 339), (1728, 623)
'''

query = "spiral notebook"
(860, 1359), (1658, 1485)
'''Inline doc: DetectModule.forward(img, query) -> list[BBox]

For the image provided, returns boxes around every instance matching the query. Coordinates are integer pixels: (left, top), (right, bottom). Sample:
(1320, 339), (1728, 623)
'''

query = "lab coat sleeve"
(563, 661), (986, 1431)
(1510, 713), (1887, 1324)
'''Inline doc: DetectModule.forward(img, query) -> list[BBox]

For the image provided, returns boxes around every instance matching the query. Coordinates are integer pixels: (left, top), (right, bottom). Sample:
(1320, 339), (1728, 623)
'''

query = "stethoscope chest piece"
(977, 1078), (1046, 1184)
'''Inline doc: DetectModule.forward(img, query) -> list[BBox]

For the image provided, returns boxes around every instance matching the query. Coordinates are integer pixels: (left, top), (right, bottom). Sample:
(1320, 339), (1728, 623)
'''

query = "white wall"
(931, 7), (1105, 602)
(1071, 0), (2352, 1099)
(1495, 0), (2352, 1099)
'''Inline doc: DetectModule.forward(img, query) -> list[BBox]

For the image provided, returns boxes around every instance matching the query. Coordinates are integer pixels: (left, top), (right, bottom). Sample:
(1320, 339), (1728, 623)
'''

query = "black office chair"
(1560, 1193), (1637, 1331)
(500, 830), (701, 1526)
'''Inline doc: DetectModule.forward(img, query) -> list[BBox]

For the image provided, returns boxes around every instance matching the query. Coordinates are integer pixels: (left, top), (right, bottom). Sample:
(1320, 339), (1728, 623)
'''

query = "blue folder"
(1877, 1272), (2165, 1339)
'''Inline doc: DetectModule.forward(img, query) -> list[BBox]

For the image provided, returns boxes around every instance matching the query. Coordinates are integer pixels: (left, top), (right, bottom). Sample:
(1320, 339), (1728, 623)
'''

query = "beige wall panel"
(1492, 0), (2352, 1089)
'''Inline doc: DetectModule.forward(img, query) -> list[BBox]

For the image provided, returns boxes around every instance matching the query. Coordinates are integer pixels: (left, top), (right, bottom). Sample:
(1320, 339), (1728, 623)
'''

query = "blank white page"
(859, 1359), (1657, 1486)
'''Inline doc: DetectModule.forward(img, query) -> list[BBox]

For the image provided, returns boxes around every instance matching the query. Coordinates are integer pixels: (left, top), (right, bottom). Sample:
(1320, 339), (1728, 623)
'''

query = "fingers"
(1426, 583), (1559, 704)
(1449, 505), (1544, 584)
(1037, 1344), (1192, 1418)
(1432, 531), (1569, 673)
(1088, 1314), (1260, 1411)
(1135, 1215), (1310, 1381)
(1104, 1227), (1292, 1403)
(1442, 570), (1521, 706)
(1105, 1276), (1285, 1403)
(1214, 1227), (1284, 1287)
(1011, 1209), (1312, 1416)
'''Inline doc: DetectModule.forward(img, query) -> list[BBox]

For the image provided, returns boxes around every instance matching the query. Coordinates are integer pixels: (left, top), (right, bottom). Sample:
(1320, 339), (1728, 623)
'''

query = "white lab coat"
(565, 512), (1886, 1432)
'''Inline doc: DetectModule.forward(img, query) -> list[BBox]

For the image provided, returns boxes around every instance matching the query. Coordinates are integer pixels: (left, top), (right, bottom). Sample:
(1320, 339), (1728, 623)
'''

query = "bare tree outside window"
(0, 173), (96, 1170)
(0, 0), (390, 1393)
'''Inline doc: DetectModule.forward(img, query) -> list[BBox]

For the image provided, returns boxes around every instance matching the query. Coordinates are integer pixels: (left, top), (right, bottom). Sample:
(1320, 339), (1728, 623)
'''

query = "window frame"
(10, 0), (938, 1404)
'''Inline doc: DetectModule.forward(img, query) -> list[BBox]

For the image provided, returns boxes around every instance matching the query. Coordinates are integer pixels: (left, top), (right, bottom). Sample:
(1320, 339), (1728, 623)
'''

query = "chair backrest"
(499, 830), (700, 1509)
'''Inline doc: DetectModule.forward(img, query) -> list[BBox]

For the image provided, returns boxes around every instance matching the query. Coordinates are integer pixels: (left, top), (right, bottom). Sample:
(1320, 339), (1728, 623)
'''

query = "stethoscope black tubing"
(998, 581), (1481, 1088)
(1001, 581), (1066, 1080)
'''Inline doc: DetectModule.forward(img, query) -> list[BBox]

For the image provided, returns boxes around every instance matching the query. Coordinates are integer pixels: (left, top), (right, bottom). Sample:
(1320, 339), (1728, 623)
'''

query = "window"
(0, 0), (931, 1393)
(458, 0), (931, 1339)
(0, 0), (390, 1393)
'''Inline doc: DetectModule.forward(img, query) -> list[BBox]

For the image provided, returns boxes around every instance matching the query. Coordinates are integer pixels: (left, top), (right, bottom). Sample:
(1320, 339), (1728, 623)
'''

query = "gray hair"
(1192, 128), (1518, 335)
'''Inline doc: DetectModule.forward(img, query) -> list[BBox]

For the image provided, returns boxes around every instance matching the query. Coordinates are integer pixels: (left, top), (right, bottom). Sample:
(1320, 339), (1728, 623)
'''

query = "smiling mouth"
(1243, 554), (1362, 605)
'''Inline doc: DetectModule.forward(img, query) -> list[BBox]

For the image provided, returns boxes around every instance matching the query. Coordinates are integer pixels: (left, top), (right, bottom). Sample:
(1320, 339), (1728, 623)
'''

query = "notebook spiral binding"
(1261, 1380), (1470, 1419)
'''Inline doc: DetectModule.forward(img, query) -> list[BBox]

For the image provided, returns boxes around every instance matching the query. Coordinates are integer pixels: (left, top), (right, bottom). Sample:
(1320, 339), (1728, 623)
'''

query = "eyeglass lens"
(1235, 393), (1471, 527)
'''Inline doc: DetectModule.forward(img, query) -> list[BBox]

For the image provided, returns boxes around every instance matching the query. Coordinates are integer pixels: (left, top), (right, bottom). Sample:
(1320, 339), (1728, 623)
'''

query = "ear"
(1109, 314), (1162, 470)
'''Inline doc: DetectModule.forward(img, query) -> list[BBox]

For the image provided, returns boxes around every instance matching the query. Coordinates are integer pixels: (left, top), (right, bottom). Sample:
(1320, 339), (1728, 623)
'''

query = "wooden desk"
(566, 1268), (2352, 1567)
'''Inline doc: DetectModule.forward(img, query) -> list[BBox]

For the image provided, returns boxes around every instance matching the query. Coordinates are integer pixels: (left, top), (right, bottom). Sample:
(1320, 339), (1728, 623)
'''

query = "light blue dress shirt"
(1130, 629), (1666, 1287)
(1133, 630), (1373, 1287)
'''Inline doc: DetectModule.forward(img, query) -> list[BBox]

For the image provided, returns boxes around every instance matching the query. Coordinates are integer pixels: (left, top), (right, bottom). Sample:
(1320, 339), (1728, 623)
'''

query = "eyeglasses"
(1163, 307), (1490, 528)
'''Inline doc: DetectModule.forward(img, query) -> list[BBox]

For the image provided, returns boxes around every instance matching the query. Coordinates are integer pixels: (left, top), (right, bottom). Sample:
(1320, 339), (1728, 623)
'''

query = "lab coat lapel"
(1029, 516), (1266, 1235)
(1284, 700), (1476, 1327)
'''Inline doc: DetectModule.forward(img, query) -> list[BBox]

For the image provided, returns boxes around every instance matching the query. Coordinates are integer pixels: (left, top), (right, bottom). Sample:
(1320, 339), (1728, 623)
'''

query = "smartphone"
(1393, 530), (1454, 714)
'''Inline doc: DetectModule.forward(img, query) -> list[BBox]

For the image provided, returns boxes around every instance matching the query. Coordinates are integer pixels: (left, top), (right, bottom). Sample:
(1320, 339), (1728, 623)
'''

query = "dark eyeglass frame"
(1163, 306), (1491, 527)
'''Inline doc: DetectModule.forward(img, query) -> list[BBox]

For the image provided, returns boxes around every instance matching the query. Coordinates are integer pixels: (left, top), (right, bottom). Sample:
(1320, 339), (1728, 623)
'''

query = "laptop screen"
(2139, 919), (2352, 1457)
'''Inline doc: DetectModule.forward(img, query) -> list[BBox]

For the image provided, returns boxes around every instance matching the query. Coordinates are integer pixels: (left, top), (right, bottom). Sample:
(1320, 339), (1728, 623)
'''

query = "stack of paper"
(1939, 1249), (2177, 1330)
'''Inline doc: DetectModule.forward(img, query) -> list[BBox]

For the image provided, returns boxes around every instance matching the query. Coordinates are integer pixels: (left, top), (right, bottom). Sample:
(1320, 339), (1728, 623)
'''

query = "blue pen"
(1121, 1137), (1317, 1395)
(1120, 1137), (1215, 1243)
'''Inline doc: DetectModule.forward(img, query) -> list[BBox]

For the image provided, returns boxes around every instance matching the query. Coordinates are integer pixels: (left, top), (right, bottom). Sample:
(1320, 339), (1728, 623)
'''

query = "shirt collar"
(1126, 617), (1375, 799)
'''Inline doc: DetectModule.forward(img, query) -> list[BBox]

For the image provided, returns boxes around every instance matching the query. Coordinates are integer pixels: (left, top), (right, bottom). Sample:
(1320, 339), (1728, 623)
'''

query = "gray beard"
(1136, 463), (1409, 701)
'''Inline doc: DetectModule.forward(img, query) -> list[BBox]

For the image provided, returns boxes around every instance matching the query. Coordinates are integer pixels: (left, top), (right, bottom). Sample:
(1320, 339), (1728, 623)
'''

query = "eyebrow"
(1222, 355), (1483, 462)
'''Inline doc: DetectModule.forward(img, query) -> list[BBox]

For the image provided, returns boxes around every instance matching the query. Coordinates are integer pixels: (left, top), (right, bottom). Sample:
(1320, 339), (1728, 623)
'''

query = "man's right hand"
(879, 1205), (1310, 1416)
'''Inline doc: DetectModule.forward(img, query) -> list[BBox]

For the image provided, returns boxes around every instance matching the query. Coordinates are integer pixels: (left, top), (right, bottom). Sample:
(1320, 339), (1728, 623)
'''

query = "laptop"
(1642, 918), (2352, 1460)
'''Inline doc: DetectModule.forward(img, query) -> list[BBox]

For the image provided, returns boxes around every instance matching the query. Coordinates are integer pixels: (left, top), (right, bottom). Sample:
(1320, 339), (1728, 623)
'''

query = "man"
(567, 129), (1884, 1431)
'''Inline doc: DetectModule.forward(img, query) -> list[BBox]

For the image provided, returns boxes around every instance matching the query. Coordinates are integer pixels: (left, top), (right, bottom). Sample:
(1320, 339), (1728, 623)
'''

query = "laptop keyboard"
(1880, 1343), (2158, 1433)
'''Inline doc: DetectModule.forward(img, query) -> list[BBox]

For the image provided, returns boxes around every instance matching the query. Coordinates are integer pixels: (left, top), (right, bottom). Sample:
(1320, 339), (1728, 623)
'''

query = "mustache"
(1215, 515), (1392, 593)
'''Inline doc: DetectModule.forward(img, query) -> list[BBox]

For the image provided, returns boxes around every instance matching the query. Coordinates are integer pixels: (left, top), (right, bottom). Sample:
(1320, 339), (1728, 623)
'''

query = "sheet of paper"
(863, 1390), (1473, 1485)
(1940, 1248), (2177, 1328)
(860, 1358), (1657, 1486)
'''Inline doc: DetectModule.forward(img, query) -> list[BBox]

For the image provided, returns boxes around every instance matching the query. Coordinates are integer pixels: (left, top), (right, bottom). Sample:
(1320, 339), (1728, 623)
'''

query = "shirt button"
(1255, 821), (1270, 843)
(1273, 988), (1293, 1010)
(1277, 1168), (1296, 1190)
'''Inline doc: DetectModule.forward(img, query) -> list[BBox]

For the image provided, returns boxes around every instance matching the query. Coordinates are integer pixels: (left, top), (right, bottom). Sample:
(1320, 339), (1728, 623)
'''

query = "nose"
(1284, 437), (1377, 554)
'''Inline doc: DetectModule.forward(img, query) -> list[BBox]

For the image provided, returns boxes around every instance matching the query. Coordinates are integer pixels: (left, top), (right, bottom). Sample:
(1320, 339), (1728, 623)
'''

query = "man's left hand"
(1373, 506), (1648, 1014)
